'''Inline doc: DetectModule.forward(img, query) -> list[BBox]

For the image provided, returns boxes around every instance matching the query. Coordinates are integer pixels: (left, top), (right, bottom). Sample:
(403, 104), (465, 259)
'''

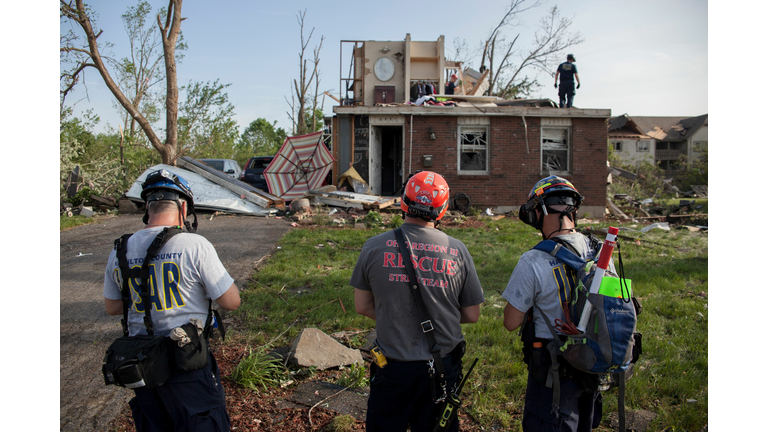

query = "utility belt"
(103, 228), (226, 390)
(521, 313), (598, 392)
(103, 320), (211, 389)
(381, 341), (466, 366)
(524, 339), (596, 386)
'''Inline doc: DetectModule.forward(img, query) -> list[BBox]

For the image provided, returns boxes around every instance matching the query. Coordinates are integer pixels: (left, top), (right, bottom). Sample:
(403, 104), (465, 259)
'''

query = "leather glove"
(554, 83), (558, 88)
(577, 83), (581, 89)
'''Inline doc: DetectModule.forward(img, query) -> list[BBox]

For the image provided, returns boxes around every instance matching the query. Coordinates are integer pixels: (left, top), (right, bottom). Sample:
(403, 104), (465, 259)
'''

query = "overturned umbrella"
(264, 131), (335, 201)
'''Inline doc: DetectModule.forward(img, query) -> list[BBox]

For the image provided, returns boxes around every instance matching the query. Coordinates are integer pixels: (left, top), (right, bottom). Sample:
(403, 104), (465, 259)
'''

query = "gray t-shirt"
(350, 223), (485, 361)
(502, 233), (608, 339)
(103, 227), (234, 337)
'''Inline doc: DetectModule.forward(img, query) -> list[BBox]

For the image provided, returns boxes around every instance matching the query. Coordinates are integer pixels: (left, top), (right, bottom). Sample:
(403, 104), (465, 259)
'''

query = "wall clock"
(374, 57), (395, 82)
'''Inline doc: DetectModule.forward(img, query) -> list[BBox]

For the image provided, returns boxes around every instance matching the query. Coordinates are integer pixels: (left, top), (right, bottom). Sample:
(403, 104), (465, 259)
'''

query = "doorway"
(370, 125), (403, 196)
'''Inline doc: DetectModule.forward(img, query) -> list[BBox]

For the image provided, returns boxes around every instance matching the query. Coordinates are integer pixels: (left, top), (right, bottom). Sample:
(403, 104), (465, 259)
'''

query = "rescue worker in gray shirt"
(351, 171), (484, 432)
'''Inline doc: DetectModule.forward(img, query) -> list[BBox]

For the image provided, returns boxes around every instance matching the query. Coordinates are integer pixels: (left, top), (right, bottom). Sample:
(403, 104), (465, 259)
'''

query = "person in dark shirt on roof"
(554, 54), (580, 108)
(445, 74), (458, 95)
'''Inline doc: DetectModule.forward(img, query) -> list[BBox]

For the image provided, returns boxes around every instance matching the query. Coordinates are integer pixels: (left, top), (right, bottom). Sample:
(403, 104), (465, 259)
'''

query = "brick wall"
(406, 115), (607, 212)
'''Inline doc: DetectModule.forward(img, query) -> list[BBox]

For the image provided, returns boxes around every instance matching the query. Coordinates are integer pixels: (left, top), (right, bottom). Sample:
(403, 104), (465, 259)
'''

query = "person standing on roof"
(555, 54), (580, 108)
(501, 176), (607, 431)
(445, 74), (458, 95)
(351, 170), (485, 432)
(103, 169), (241, 431)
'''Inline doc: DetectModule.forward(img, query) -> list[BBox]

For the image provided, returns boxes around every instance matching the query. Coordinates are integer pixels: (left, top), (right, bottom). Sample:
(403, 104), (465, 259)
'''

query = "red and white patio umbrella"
(264, 131), (335, 201)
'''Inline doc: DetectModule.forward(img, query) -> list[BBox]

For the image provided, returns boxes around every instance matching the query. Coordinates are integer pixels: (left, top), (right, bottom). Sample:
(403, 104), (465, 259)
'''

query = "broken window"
(458, 126), (489, 174)
(541, 127), (570, 174)
(637, 140), (650, 152)
(611, 140), (622, 151)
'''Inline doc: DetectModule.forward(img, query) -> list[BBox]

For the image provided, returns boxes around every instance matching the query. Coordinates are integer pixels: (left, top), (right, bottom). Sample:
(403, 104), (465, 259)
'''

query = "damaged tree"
(479, 1), (583, 99)
(286, 9), (325, 135)
(60, 0), (186, 165)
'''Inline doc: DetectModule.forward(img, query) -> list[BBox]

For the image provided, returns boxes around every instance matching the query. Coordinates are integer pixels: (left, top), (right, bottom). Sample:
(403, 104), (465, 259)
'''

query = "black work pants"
(522, 372), (600, 432)
(558, 82), (575, 108)
(129, 352), (231, 432)
(366, 354), (461, 432)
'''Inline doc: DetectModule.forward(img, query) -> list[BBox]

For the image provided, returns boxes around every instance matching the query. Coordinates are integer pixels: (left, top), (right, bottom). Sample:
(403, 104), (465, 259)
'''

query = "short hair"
(147, 198), (185, 216)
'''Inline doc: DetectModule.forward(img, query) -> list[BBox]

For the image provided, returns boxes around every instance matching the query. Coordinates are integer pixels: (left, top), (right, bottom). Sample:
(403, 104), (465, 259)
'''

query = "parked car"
(199, 159), (242, 179)
(240, 156), (275, 191)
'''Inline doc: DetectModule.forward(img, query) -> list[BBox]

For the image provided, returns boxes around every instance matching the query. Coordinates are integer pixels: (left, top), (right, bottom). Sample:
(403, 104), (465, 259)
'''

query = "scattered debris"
(178, 157), (284, 209)
(126, 164), (280, 216)
(337, 166), (370, 194)
(118, 197), (140, 214)
(65, 166), (80, 198)
(76, 252), (92, 257)
(640, 222), (671, 233)
(79, 206), (95, 218)
(306, 189), (399, 211)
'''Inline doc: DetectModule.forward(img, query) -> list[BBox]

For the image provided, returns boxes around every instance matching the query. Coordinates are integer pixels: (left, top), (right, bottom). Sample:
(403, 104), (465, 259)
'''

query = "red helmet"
(401, 171), (450, 221)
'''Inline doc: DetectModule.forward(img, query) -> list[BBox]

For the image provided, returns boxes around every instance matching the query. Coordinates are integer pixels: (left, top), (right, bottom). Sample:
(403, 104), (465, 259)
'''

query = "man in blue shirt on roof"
(555, 54), (580, 108)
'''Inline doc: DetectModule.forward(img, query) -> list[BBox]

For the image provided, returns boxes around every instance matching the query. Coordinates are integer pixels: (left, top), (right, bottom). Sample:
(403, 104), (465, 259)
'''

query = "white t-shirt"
(103, 227), (234, 337)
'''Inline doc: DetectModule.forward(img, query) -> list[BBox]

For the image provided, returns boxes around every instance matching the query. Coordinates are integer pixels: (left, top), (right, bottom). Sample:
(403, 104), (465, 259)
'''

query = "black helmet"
(519, 175), (583, 230)
(141, 169), (198, 232)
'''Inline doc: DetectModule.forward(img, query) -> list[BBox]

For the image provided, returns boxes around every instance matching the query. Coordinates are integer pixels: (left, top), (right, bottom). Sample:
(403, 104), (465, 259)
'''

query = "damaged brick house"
(608, 114), (708, 176)
(329, 34), (611, 218)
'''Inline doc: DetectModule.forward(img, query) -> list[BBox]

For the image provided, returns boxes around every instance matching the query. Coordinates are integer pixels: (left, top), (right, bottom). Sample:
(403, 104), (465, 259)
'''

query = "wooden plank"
(467, 69), (490, 96)
(315, 197), (364, 209)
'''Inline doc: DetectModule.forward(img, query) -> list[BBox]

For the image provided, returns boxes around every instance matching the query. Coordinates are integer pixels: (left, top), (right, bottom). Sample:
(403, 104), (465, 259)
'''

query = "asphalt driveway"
(59, 212), (292, 431)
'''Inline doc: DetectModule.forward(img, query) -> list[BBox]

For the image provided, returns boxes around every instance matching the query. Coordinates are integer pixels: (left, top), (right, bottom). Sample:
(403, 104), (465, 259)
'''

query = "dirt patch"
(107, 336), (485, 432)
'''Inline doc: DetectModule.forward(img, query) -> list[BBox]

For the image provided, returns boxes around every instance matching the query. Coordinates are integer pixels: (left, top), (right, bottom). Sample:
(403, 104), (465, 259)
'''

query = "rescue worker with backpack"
(103, 169), (241, 431)
(501, 176), (640, 432)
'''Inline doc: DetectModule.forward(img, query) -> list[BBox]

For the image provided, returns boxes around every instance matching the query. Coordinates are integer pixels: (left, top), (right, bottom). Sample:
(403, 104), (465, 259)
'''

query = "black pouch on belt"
(103, 334), (173, 389)
(173, 322), (209, 372)
(528, 343), (551, 385)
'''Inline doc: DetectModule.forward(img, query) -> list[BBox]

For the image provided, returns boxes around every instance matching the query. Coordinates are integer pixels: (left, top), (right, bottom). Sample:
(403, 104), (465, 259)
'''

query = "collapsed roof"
(126, 164), (279, 216)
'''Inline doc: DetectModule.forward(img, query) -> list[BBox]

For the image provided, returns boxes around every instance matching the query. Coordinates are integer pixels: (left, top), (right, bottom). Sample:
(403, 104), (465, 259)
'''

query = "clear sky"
(59, 0), (709, 135)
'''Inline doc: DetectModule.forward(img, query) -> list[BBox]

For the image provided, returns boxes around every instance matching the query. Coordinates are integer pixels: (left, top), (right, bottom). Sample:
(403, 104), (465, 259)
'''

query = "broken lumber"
(306, 190), (399, 210)
(177, 157), (284, 209)
(607, 198), (629, 220)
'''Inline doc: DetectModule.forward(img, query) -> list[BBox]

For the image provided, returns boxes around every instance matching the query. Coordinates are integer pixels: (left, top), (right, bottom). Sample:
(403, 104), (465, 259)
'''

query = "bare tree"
(107, 1), (186, 140)
(479, 1), (583, 99)
(285, 9), (324, 135)
(60, 0), (186, 165)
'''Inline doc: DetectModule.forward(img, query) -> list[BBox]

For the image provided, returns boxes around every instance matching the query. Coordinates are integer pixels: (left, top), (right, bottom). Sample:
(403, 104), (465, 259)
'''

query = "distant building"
(608, 114), (708, 176)
(329, 34), (611, 217)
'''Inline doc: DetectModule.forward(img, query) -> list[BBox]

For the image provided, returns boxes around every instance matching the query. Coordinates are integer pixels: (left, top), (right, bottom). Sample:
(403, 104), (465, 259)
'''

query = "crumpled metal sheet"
(126, 164), (277, 216)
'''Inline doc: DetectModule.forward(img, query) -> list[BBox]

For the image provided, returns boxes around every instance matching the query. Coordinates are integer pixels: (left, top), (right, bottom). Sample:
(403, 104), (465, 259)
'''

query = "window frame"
(611, 140), (623, 152)
(457, 125), (490, 175)
(541, 126), (571, 175)
(637, 140), (650, 152)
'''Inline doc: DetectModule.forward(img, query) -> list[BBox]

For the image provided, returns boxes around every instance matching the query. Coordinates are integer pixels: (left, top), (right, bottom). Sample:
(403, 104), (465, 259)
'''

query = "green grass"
(60, 214), (98, 231)
(235, 219), (708, 431)
(231, 348), (288, 393)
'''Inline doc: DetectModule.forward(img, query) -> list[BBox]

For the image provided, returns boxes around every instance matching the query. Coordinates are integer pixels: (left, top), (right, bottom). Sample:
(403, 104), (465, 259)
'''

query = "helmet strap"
(541, 205), (577, 239)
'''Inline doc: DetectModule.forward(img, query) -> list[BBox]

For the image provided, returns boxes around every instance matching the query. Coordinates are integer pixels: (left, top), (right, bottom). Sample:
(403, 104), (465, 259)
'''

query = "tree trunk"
(157, 0), (183, 165)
